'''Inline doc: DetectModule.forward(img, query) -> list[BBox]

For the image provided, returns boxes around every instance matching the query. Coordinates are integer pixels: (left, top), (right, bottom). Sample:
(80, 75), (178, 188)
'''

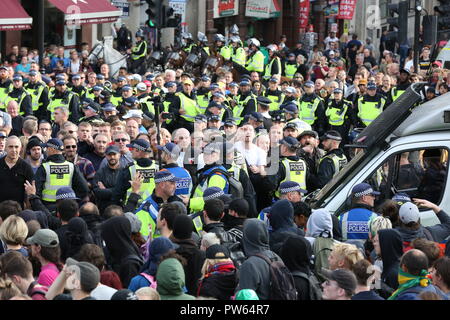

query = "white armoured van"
(309, 83), (450, 227)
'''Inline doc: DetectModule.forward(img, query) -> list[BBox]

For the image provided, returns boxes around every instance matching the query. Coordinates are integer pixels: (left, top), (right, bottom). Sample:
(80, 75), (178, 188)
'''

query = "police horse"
(88, 37), (128, 78)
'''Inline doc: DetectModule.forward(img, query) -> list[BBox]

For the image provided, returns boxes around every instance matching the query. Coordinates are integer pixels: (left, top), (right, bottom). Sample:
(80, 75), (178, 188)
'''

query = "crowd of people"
(0, 26), (449, 301)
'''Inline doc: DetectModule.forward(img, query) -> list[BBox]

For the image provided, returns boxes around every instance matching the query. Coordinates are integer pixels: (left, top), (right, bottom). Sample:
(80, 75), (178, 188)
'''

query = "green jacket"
(156, 258), (196, 300)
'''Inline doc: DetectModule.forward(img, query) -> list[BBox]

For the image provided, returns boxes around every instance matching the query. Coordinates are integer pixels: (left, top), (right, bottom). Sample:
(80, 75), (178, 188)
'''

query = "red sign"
(299, 0), (310, 29)
(337, 0), (357, 20)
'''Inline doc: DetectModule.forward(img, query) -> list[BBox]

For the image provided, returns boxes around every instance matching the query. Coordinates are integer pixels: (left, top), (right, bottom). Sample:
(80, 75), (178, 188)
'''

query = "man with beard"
(25, 137), (43, 174)
(62, 135), (96, 187)
(84, 133), (109, 171)
(93, 145), (122, 214)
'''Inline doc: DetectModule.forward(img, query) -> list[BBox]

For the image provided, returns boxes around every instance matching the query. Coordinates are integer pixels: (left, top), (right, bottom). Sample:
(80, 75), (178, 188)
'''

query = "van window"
(364, 148), (448, 205)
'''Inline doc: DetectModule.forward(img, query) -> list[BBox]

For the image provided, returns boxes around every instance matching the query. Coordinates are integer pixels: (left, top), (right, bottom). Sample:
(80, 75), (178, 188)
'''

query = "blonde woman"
(0, 215), (29, 257)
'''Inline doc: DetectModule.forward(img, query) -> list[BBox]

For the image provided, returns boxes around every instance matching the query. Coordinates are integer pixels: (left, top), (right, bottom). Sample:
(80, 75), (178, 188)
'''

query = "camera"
(161, 112), (174, 120)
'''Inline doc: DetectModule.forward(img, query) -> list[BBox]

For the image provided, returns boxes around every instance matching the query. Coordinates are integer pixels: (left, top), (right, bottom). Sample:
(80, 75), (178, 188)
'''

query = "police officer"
(112, 139), (158, 206)
(281, 102), (312, 133)
(47, 78), (80, 123)
(24, 70), (49, 119)
(132, 170), (183, 239)
(325, 87), (353, 141)
(317, 130), (347, 188)
(68, 74), (87, 99)
(263, 45), (282, 82)
(263, 136), (318, 199)
(196, 76), (212, 114)
(283, 53), (299, 80)
(213, 34), (230, 60)
(157, 142), (193, 199)
(298, 80), (326, 135)
(247, 112), (267, 138)
(230, 36), (246, 67)
(130, 29), (148, 74)
(245, 38), (265, 75)
(35, 138), (89, 209)
(4, 75), (32, 116)
(256, 96), (273, 131)
(0, 66), (12, 110)
(386, 68), (411, 107)
(196, 32), (210, 63)
(356, 82), (386, 128)
(80, 101), (103, 124)
(190, 142), (230, 213)
(111, 76), (127, 106)
(233, 79), (257, 126)
(262, 78), (283, 112)
(339, 182), (379, 242)
(135, 82), (154, 114)
(181, 32), (195, 54)
(169, 78), (198, 133)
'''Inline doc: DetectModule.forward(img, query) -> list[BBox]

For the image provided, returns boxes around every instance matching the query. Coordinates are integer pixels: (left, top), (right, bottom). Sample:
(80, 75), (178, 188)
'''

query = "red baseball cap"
(143, 80), (152, 87)
(433, 60), (443, 68)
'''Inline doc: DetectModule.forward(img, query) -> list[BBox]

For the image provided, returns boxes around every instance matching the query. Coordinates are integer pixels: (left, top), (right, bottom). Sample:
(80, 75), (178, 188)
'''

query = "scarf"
(388, 268), (430, 300)
(205, 262), (236, 278)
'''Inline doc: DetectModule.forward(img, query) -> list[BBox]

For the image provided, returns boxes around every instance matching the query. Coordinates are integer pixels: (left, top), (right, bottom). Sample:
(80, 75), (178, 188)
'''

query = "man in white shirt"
(234, 125), (267, 175)
(324, 31), (339, 50)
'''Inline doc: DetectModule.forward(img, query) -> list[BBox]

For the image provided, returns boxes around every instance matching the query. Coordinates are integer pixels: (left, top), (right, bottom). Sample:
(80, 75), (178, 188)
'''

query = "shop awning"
(47, 0), (122, 25)
(0, 0), (33, 31)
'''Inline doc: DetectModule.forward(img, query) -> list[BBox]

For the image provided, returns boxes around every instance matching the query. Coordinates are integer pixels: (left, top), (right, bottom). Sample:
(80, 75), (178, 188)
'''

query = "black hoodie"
(379, 228), (403, 290)
(101, 216), (143, 287)
(280, 235), (315, 300)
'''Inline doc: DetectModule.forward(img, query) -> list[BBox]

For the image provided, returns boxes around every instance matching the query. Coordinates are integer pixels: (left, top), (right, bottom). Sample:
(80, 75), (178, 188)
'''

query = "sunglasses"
(68, 130), (76, 134)
(115, 138), (128, 142)
(65, 145), (77, 149)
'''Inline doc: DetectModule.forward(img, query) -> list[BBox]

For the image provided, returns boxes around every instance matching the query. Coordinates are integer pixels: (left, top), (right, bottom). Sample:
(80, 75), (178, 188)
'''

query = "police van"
(309, 83), (450, 227)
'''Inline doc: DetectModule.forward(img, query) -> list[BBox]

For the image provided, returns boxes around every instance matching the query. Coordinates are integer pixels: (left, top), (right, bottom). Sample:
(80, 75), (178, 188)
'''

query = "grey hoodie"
(236, 219), (280, 300)
(305, 208), (334, 244)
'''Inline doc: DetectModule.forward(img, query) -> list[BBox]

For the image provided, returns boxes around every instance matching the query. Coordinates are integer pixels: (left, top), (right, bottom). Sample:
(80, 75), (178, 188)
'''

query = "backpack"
(312, 231), (335, 283)
(253, 253), (298, 300)
(291, 271), (323, 300)
(198, 168), (244, 200)
(402, 228), (446, 257)
(223, 241), (246, 270)
(140, 272), (157, 289)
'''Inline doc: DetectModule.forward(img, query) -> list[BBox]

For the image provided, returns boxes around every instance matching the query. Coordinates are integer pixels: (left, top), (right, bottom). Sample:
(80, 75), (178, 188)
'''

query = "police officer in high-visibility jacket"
(47, 79), (80, 123)
(189, 142), (230, 213)
(233, 79), (257, 126)
(230, 36), (246, 67)
(68, 74), (87, 100)
(263, 45), (282, 82)
(298, 80), (326, 135)
(196, 32), (210, 64)
(4, 74), (32, 116)
(339, 183), (379, 242)
(131, 170), (183, 239)
(263, 136), (319, 198)
(283, 53), (299, 80)
(262, 77), (283, 111)
(24, 70), (49, 119)
(130, 30), (148, 74)
(112, 139), (158, 206)
(317, 130), (347, 188)
(35, 138), (89, 209)
(213, 34), (230, 60)
(196, 76), (212, 114)
(245, 38), (265, 75)
(168, 78), (198, 133)
(181, 32), (195, 54)
(0, 66), (12, 110)
(325, 88), (353, 141)
(356, 82), (386, 128)
(386, 68), (411, 107)
(157, 142), (193, 200)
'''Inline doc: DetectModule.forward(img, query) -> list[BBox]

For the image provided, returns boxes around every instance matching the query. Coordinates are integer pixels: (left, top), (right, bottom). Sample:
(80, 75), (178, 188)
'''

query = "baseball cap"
(43, 138), (64, 151)
(399, 202), (420, 224)
(99, 90), (111, 100)
(298, 130), (319, 139)
(143, 80), (152, 87)
(321, 130), (342, 141)
(124, 212), (142, 234)
(288, 53), (296, 58)
(126, 139), (151, 152)
(122, 85), (132, 91)
(123, 109), (143, 119)
(201, 75), (211, 82)
(213, 92), (225, 99)
(56, 74), (65, 80)
(97, 74), (105, 80)
(13, 74), (23, 81)
(432, 60), (443, 68)
(256, 96), (271, 106)
(145, 74), (155, 81)
(105, 145), (120, 155)
(329, 50), (335, 55)
(83, 102), (100, 113)
(269, 77), (278, 83)
(239, 79), (251, 86)
(131, 74), (142, 82)
(304, 80), (314, 88)
(322, 268), (357, 296)
(117, 76), (127, 82)
(249, 112), (264, 122)
(26, 229), (59, 247)
(123, 96), (139, 107)
(358, 79), (368, 85)
(207, 101), (223, 109)
(208, 114), (221, 122)
(110, 289), (139, 301)
(164, 81), (177, 88)
(203, 187), (231, 201)
(93, 85), (103, 91)
(351, 183), (380, 198)
(271, 111), (285, 122)
(56, 187), (79, 201)
(154, 170), (181, 184)
(195, 114), (208, 123)
(156, 142), (180, 157)
(210, 83), (220, 90)
(279, 136), (299, 148)
(136, 82), (147, 91)
(224, 118), (237, 126)
(279, 181), (307, 195)
(205, 244), (230, 259)
(182, 78), (194, 86)
(0, 66), (8, 71)
(229, 82), (239, 88)
(333, 88), (343, 94)
(284, 122), (298, 131)
(65, 258), (101, 292)
(284, 87), (296, 94)
(71, 74), (80, 80)
(367, 82), (377, 90)
(29, 70), (38, 77)
(400, 68), (411, 75)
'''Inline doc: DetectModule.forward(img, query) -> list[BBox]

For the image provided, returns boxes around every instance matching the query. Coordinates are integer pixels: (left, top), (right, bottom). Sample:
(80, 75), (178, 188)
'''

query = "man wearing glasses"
(98, 131), (133, 170)
(62, 135), (96, 186)
(38, 120), (52, 143)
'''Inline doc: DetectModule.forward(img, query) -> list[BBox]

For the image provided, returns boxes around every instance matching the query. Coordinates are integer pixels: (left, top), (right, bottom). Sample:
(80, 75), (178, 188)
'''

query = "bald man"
(0, 136), (34, 207)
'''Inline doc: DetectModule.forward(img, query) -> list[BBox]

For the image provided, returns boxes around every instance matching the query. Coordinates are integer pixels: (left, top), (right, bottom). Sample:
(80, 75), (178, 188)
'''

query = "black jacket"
(197, 268), (237, 300)
(317, 148), (346, 188)
(0, 157), (34, 207)
(379, 229), (403, 291)
(35, 154), (89, 201)
(92, 164), (121, 213)
(8, 88), (32, 116)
